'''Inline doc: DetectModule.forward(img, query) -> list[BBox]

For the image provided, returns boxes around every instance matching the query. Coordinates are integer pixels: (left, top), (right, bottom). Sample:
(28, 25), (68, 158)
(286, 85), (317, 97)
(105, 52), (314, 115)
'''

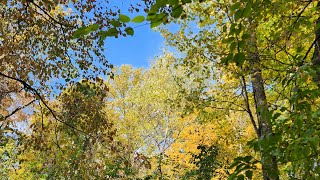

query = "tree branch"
(0, 72), (87, 135)
(287, 0), (313, 41)
(240, 75), (259, 136)
(28, 1), (75, 28)
(4, 99), (36, 120)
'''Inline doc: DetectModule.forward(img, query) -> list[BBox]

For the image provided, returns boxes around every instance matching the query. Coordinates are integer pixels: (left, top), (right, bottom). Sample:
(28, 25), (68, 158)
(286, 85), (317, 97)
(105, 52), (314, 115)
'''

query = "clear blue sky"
(103, 0), (166, 68)
(104, 26), (165, 68)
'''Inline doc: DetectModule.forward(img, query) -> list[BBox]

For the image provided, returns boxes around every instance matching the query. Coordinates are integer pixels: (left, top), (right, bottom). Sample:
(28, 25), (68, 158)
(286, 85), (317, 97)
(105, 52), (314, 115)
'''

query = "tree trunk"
(251, 62), (279, 180)
(312, 2), (320, 87)
(248, 31), (279, 180)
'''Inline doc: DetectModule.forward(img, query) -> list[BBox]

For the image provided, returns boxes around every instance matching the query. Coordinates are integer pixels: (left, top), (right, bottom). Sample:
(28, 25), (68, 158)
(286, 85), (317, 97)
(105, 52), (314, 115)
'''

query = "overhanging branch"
(0, 72), (87, 135)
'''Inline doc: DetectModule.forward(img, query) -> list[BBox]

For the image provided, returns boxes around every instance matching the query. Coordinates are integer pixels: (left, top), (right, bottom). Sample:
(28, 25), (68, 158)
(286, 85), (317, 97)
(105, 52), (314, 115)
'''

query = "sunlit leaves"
(3, 0), (320, 179)
(119, 14), (131, 23)
(151, 20), (162, 28)
(131, 15), (145, 23)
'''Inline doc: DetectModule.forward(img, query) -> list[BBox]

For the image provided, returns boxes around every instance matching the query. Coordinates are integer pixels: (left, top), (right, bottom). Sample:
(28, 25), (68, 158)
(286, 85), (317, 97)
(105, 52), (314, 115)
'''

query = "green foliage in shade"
(110, 20), (121, 27)
(242, 3), (252, 17)
(73, 24), (100, 38)
(228, 156), (259, 180)
(233, 52), (245, 66)
(169, 0), (179, 6)
(182, 0), (192, 3)
(99, 28), (119, 40)
(125, 27), (134, 36)
(184, 145), (219, 179)
(171, 6), (183, 18)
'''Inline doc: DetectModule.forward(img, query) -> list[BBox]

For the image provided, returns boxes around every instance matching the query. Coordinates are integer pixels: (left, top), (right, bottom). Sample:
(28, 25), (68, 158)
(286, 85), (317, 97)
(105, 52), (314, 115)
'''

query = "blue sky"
(103, 0), (173, 68)
(101, 0), (200, 69)
(104, 26), (165, 68)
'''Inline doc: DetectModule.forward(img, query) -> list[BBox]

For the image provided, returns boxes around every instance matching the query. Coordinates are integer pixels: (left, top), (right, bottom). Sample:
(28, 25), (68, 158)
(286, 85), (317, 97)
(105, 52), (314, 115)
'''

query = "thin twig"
(300, 36), (320, 66)
(4, 99), (36, 120)
(286, 0), (313, 41)
(28, 1), (75, 28)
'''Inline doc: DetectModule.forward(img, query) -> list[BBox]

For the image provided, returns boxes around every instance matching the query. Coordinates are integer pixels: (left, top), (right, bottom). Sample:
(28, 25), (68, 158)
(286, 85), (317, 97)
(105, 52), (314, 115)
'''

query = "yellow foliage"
(162, 111), (256, 178)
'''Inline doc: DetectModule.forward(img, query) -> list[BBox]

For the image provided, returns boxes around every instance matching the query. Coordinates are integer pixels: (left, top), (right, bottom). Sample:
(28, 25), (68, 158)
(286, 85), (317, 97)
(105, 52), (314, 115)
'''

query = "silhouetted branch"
(4, 99), (36, 120)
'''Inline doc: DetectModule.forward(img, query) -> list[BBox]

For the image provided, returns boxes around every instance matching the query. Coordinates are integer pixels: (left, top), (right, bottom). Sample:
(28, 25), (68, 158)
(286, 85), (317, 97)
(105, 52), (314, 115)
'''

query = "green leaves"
(83, 24), (99, 32)
(171, 5), (183, 18)
(98, 15), (144, 39)
(242, 3), (252, 17)
(245, 171), (253, 179)
(99, 28), (118, 40)
(95, 14), (145, 40)
(234, 10), (243, 21)
(131, 15), (145, 23)
(155, 0), (166, 8)
(146, 0), (188, 29)
(241, 34), (250, 39)
(232, 2), (253, 21)
(110, 20), (121, 27)
(186, 145), (219, 179)
(73, 24), (100, 38)
(148, 13), (166, 28)
(234, 52), (245, 66)
(125, 27), (134, 36)
(119, 14), (130, 23)
(182, 0), (192, 4)
(316, 22), (320, 31)
(168, 0), (179, 6)
(228, 156), (258, 180)
(151, 21), (162, 29)
(230, 2), (241, 11)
